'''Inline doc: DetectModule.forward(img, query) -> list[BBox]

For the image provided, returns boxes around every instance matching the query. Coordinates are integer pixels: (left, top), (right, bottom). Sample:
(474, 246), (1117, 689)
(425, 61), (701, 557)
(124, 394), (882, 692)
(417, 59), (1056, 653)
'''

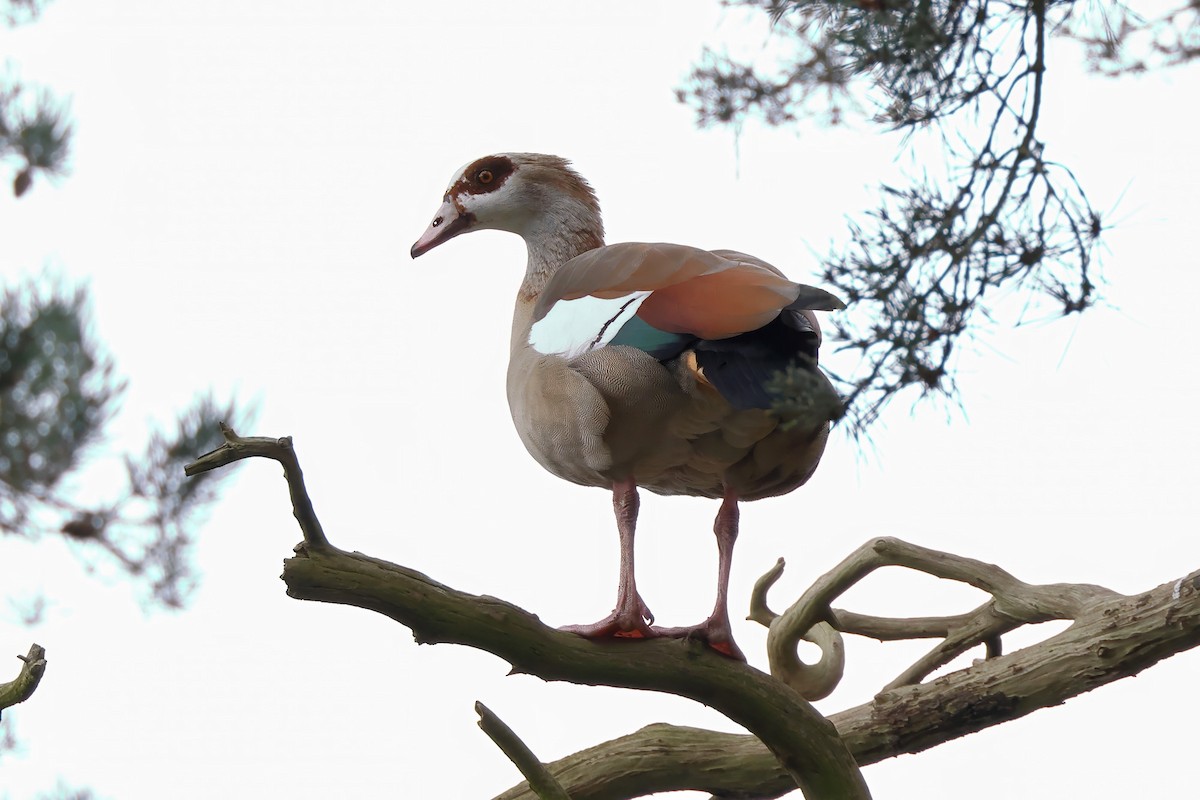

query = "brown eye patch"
(452, 155), (515, 197)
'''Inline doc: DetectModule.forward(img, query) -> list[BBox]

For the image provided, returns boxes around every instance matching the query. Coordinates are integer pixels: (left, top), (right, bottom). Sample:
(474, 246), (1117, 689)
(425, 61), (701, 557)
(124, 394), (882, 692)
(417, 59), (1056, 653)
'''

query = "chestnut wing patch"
(529, 242), (843, 409)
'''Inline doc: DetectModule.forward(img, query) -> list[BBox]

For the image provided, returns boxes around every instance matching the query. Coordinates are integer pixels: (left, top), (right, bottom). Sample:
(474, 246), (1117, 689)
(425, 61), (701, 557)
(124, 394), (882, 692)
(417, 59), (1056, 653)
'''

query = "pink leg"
(654, 488), (745, 660)
(560, 478), (657, 640)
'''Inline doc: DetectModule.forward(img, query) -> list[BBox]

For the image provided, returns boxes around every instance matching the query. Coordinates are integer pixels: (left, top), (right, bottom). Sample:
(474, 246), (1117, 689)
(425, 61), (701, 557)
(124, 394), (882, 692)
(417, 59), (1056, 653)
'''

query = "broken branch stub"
(0, 644), (48, 716)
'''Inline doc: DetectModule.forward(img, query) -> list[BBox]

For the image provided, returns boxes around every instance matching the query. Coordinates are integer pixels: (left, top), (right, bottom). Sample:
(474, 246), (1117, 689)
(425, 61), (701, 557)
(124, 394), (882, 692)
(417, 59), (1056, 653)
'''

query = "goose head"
(410, 153), (604, 259)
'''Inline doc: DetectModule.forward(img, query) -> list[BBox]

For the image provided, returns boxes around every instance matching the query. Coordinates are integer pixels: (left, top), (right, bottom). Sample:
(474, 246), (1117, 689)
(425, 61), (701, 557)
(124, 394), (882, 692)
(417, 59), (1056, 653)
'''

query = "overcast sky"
(2, 2), (1199, 798)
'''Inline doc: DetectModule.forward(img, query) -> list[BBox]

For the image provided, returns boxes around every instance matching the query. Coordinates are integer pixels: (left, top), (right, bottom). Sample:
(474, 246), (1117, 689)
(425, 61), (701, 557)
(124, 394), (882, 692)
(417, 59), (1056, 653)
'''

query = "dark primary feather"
(693, 305), (821, 410)
(603, 299), (821, 412)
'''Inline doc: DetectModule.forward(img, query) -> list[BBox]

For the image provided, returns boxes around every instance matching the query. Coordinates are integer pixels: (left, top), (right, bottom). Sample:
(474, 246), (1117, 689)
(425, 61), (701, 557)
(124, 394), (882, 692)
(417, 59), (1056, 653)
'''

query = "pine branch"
(680, 0), (1104, 435)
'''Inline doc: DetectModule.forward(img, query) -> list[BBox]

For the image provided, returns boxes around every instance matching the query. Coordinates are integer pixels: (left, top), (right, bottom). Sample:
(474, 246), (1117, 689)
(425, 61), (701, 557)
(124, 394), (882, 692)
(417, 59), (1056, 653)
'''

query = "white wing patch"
(529, 291), (651, 359)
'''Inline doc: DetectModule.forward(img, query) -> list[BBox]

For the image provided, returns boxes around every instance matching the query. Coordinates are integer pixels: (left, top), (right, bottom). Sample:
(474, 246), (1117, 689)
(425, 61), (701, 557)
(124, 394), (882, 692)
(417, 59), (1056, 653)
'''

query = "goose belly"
(507, 345), (830, 500)
(638, 416), (830, 500)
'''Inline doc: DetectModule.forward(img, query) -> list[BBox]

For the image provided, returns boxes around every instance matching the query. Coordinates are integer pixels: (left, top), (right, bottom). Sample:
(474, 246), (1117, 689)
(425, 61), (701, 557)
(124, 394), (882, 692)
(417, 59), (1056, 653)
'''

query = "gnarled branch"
(749, 557), (845, 700)
(497, 566), (1200, 799)
(186, 429), (1200, 800)
(762, 536), (1121, 695)
(185, 429), (869, 800)
(185, 423), (328, 550)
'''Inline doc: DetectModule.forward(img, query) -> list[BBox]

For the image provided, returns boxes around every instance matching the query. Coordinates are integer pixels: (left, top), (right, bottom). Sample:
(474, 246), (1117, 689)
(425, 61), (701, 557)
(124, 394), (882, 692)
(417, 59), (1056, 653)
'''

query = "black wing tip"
(793, 285), (846, 311)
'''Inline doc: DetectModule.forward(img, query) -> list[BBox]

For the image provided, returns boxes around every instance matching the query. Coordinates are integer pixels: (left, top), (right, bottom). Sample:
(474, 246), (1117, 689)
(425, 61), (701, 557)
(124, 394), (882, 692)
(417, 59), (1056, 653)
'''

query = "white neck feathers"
(516, 183), (604, 299)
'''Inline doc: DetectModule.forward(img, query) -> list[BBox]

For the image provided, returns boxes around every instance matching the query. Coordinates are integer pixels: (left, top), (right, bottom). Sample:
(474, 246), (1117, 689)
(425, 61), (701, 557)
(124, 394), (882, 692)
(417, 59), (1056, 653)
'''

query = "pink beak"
(411, 198), (473, 258)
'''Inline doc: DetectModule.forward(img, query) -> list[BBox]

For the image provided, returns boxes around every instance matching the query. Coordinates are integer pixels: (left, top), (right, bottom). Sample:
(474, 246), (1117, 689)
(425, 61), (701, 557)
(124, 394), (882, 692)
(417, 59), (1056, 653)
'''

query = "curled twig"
(749, 558), (845, 700)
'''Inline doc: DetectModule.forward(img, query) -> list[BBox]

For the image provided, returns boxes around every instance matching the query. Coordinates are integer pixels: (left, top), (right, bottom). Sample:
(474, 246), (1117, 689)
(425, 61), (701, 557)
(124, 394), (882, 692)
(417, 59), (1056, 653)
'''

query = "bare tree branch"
(185, 429), (870, 800)
(0, 643), (46, 715)
(187, 430), (1200, 799)
(496, 567), (1200, 799)
(185, 423), (328, 550)
(282, 543), (867, 799)
(477, 702), (573, 800)
(762, 536), (1121, 694)
(495, 723), (781, 800)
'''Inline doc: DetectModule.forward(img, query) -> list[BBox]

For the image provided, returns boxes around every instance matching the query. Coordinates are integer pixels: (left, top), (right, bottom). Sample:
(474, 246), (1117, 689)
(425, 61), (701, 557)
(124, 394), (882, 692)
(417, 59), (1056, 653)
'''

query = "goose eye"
(476, 169), (494, 185)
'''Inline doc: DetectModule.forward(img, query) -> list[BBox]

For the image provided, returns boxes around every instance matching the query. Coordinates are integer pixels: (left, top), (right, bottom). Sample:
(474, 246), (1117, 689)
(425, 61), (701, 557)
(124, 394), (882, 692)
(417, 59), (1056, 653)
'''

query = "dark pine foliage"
(679, 0), (1198, 433)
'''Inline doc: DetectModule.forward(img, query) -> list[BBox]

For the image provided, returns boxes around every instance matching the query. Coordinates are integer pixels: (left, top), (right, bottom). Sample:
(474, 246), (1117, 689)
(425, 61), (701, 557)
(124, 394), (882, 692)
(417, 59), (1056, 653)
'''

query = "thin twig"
(185, 423), (329, 549)
(749, 557), (845, 700)
(748, 557), (787, 627)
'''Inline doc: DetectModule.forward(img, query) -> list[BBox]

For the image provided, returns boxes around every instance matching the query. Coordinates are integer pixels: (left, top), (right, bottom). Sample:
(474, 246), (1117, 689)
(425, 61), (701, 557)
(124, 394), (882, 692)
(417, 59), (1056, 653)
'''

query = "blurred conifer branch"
(2, 1), (253, 611)
(2, 0), (48, 27)
(1, 276), (254, 610)
(2, 0), (70, 197)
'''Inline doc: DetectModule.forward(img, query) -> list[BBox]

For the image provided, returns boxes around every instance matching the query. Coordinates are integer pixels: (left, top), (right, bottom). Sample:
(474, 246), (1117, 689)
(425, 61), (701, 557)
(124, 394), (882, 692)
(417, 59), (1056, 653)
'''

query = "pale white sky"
(2, 2), (1198, 798)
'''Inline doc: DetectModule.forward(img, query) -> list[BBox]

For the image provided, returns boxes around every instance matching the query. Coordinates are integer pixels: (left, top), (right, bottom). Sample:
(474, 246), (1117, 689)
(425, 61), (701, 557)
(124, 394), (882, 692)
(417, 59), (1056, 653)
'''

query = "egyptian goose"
(410, 153), (843, 659)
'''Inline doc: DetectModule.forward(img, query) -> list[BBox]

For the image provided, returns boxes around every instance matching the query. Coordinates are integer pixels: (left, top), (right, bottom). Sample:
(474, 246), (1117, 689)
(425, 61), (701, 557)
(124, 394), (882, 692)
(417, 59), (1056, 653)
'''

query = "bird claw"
(652, 621), (746, 661)
(560, 609), (658, 641)
(562, 609), (746, 660)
